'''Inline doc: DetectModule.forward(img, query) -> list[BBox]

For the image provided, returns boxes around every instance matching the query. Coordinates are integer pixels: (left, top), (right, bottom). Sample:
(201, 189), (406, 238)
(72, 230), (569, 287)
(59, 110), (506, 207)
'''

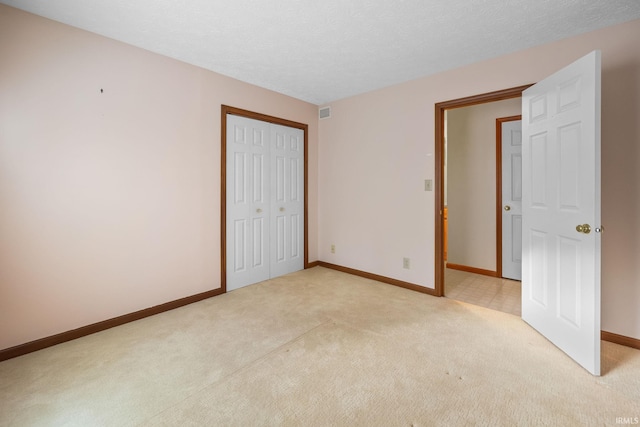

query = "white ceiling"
(4, 0), (640, 105)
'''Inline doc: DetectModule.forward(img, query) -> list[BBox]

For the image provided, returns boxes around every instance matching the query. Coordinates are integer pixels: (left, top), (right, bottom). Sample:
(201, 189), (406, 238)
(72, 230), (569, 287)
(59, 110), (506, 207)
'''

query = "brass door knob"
(504, 205), (511, 211)
(576, 224), (591, 234)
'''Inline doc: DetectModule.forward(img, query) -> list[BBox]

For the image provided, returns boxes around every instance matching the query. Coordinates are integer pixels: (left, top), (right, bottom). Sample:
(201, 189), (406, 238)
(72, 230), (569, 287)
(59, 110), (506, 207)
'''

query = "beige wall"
(447, 99), (521, 271)
(0, 5), (319, 350)
(319, 19), (640, 340)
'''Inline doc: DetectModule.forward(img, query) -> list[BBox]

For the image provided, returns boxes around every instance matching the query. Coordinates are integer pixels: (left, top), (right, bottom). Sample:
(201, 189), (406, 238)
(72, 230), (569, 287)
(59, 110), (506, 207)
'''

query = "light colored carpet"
(1, 266), (639, 426)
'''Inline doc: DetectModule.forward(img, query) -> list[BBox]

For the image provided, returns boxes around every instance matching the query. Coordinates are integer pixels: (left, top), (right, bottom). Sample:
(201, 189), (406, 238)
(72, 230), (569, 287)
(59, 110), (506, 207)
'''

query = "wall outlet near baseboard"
(331, 244), (335, 254)
(403, 257), (410, 269)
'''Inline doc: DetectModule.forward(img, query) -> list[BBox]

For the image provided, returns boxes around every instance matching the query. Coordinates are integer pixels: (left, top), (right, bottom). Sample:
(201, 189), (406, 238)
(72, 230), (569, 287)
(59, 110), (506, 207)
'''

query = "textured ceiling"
(3, 0), (640, 105)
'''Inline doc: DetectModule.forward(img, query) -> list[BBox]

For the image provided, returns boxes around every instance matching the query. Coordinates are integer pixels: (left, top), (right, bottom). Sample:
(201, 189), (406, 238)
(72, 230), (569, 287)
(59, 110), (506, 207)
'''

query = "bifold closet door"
(226, 115), (304, 291)
(226, 115), (271, 291)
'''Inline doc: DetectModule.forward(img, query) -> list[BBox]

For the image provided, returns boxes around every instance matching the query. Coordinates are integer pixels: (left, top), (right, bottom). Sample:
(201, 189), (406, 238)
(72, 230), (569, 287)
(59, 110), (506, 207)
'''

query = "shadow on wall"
(601, 60), (640, 333)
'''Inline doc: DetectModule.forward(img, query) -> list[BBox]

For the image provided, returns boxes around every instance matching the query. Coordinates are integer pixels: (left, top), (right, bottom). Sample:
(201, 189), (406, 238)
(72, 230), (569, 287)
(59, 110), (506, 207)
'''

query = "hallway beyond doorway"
(445, 267), (521, 316)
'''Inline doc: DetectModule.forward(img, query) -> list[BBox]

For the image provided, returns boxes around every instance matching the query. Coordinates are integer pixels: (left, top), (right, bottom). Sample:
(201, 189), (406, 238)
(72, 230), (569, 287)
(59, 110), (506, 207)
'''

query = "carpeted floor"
(1, 266), (639, 426)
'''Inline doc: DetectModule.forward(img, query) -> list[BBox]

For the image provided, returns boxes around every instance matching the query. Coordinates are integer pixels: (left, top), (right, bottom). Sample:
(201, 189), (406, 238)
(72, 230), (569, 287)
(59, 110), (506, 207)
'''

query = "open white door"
(521, 51), (601, 375)
(501, 119), (523, 281)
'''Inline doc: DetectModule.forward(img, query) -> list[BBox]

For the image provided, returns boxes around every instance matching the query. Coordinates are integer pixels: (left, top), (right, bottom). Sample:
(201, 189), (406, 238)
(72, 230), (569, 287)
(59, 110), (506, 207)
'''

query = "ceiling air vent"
(319, 106), (331, 119)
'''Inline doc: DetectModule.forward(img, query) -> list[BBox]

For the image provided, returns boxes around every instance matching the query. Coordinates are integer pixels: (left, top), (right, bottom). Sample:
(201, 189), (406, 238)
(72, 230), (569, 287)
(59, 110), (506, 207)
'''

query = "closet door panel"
(226, 115), (270, 291)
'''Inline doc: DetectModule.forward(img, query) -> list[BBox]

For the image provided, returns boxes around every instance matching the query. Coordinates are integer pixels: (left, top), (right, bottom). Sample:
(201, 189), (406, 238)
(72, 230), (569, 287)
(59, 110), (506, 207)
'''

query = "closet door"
(226, 115), (305, 291)
(226, 115), (271, 291)
(270, 124), (304, 278)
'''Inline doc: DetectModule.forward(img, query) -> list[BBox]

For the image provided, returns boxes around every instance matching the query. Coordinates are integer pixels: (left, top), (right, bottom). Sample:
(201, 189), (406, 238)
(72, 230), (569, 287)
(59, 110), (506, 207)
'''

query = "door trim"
(221, 105), (309, 293)
(496, 115), (522, 279)
(434, 85), (532, 297)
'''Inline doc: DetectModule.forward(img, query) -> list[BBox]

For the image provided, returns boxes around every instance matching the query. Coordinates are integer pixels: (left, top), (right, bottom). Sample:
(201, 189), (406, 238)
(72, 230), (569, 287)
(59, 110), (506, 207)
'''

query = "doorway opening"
(434, 85), (532, 311)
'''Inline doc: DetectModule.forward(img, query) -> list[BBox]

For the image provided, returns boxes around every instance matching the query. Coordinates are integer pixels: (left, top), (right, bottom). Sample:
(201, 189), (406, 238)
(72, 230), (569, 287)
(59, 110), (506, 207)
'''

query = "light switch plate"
(425, 179), (433, 191)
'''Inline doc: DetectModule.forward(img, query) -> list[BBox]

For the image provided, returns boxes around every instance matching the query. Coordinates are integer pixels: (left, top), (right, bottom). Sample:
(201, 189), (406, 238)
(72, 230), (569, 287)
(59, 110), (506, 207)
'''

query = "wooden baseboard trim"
(446, 263), (498, 278)
(318, 261), (438, 296)
(305, 260), (320, 269)
(602, 330), (640, 350)
(0, 287), (224, 362)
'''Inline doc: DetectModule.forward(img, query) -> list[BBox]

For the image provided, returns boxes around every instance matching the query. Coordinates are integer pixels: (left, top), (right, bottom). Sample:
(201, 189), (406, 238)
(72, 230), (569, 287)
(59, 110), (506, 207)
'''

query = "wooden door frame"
(221, 105), (309, 293)
(496, 115), (523, 279)
(434, 85), (532, 297)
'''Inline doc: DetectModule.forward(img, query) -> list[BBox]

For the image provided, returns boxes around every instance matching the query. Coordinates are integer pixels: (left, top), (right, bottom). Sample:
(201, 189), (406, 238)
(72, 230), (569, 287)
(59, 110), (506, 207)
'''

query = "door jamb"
(221, 105), (309, 293)
(496, 115), (522, 279)
(434, 85), (532, 297)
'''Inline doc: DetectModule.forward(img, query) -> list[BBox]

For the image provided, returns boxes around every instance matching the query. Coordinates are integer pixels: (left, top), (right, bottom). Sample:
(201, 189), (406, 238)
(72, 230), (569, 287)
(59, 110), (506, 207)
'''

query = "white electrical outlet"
(403, 257), (410, 269)
(425, 179), (433, 191)
(331, 244), (335, 254)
